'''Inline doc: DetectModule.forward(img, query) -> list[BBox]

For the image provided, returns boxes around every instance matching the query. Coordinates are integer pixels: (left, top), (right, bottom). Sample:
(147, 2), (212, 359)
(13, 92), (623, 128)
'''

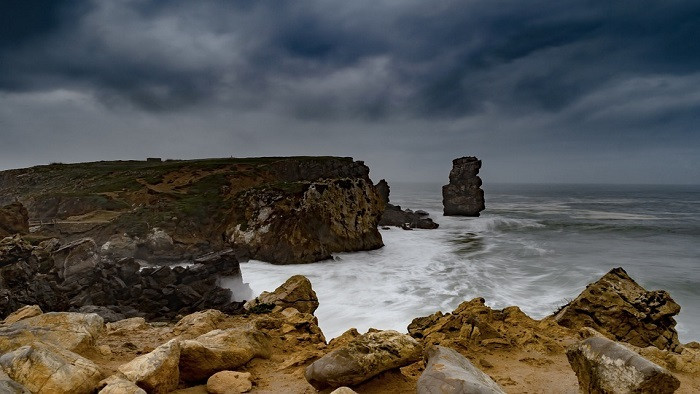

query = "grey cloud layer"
(1, 0), (698, 183)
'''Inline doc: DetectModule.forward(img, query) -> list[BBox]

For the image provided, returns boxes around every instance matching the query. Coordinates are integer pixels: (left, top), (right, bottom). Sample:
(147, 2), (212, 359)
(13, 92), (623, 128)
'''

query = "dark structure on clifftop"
(442, 156), (485, 216)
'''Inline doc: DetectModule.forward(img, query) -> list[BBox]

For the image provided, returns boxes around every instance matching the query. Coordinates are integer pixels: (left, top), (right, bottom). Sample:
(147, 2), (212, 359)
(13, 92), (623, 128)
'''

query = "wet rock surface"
(567, 336), (680, 393)
(554, 267), (682, 352)
(244, 275), (319, 315)
(376, 179), (439, 230)
(442, 156), (485, 216)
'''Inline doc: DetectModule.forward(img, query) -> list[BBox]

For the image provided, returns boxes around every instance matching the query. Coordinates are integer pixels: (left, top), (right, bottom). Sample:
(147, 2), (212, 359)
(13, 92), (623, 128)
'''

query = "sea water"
(239, 183), (700, 343)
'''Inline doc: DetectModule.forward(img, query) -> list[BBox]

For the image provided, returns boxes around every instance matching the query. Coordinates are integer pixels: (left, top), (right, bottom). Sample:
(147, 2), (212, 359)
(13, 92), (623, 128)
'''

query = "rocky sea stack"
(442, 156), (485, 216)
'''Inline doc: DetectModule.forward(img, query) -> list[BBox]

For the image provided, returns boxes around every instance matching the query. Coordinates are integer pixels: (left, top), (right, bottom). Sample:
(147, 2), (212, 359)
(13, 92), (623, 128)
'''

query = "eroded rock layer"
(442, 156), (485, 216)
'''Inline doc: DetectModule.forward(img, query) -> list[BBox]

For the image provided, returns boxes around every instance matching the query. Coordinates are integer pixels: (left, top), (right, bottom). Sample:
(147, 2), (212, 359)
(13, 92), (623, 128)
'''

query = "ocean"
(239, 183), (700, 343)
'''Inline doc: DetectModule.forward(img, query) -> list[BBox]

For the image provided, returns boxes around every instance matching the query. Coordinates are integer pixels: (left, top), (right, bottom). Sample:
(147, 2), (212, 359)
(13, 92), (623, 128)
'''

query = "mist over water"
(239, 183), (700, 342)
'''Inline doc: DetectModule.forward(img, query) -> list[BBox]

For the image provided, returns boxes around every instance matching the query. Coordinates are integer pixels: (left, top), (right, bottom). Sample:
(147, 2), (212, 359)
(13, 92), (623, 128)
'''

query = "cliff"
(0, 157), (384, 264)
(442, 156), (485, 216)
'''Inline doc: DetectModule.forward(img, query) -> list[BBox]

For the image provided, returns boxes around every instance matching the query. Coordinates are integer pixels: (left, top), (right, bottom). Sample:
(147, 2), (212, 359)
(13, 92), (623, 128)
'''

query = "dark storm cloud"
(0, 0), (699, 183)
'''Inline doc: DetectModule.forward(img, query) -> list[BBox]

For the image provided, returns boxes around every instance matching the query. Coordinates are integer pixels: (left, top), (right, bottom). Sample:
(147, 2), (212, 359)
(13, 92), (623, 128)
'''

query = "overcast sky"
(1, 0), (699, 184)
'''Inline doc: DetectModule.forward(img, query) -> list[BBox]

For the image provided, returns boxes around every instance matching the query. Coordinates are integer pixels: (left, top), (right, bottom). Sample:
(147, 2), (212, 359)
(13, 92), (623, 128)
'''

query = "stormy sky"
(1, 0), (699, 184)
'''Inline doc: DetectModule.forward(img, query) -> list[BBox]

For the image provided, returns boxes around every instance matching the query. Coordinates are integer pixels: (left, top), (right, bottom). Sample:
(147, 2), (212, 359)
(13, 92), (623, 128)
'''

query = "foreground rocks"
(305, 330), (422, 389)
(554, 267), (682, 352)
(442, 156), (485, 216)
(0, 312), (104, 355)
(118, 339), (181, 393)
(376, 180), (439, 230)
(418, 345), (505, 394)
(567, 336), (680, 393)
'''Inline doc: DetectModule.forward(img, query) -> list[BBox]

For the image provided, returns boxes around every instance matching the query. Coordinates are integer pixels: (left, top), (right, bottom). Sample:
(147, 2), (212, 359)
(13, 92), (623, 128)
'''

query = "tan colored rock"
(206, 371), (252, 393)
(0, 370), (30, 393)
(118, 339), (180, 394)
(555, 267), (682, 352)
(173, 309), (226, 338)
(107, 317), (148, 335)
(0, 342), (103, 394)
(0, 312), (103, 355)
(244, 275), (319, 315)
(305, 330), (423, 390)
(2, 305), (42, 325)
(179, 328), (271, 382)
(98, 375), (146, 394)
(567, 336), (680, 393)
(417, 345), (505, 394)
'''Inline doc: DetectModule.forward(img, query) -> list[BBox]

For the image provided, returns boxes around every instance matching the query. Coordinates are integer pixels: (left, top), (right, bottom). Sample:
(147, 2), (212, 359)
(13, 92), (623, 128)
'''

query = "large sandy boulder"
(179, 328), (272, 382)
(0, 370), (30, 394)
(173, 309), (226, 338)
(417, 346), (505, 394)
(305, 330), (423, 390)
(555, 267), (682, 352)
(244, 275), (319, 315)
(206, 371), (253, 393)
(0, 342), (103, 394)
(106, 317), (148, 336)
(118, 339), (180, 394)
(567, 336), (680, 393)
(2, 305), (42, 325)
(0, 312), (103, 355)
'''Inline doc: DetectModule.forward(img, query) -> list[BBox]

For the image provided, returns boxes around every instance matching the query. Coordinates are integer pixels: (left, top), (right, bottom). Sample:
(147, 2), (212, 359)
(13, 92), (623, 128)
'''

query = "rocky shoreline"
(0, 236), (699, 393)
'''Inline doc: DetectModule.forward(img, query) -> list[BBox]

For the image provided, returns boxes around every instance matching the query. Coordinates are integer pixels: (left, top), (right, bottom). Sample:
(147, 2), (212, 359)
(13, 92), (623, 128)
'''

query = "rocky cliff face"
(442, 156), (485, 216)
(0, 157), (384, 264)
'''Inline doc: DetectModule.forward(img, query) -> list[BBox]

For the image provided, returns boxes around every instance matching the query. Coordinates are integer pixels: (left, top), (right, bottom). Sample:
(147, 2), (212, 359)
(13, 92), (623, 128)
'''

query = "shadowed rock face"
(554, 267), (682, 352)
(375, 179), (439, 230)
(442, 157), (485, 216)
(0, 203), (29, 238)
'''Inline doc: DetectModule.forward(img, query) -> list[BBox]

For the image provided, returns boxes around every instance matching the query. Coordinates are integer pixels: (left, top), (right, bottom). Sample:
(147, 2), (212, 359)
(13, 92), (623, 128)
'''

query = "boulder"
(375, 179), (439, 229)
(0, 202), (29, 238)
(100, 234), (138, 260)
(442, 156), (485, 216)
(330, 388), (358, 394)
(118, 339), (180, 394)
(97, 375), (146, 394)
(52, 238), (100, 280)
(554, 267), (682, 352)
(0, 235), (33, 267)
(0, 342), (103, 394)
(107, 317), (148, 336)
(567, 336), (680, 393)
(144, 228), (174, 256)
(0, 370), (30, 394)
(2, 305), (43, 325)
(305, 330), (423, 390)
(417, 345), (505, 394)
(206, 371), (253, 393)
(77, 305), (125, 323)
(245, 275), (319, 315)
(179, 328), (272, 382)
(0, 312), (104, 355)
(173, 309), (226, 338)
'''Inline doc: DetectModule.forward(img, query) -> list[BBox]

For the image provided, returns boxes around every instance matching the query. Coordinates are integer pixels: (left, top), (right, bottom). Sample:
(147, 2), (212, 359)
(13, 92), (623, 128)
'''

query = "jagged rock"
(53, 238), (100, 281)
(0, 370), (30, 394)
(408, 298), (567, 353)
(567, 336), (680, 393)
(2, 305), (43, 325)
(0, 202), (29, 238)
(100, 234), (138, 260)
(253, 308), (326, 344)
(554, 267), (682, 352)
(0, 342), (103, 394)
(107, 318), (148, 336)
(206, 371), (253, 393)
(245, 275), (319, 315)
(417, 345), (505, 394)
(0, 235), (33, 267)
(442, 156), (485, 216)
(98, 375), (146, 394)
(118, 339), (180, 394)
(173, 309), (226, 338)
(179, 328), (272, 382)
(375, 179), (439, 229)
(305, 330), (423, 390)
(229, 173), (384, 264)
(0, 312), (104, 355)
